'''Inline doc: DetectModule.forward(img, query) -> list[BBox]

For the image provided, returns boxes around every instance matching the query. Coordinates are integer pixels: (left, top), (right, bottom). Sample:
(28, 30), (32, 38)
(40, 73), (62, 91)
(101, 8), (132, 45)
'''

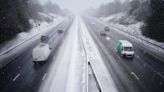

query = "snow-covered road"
(38, 16), (118, 92)
(39, 16), (86, 92)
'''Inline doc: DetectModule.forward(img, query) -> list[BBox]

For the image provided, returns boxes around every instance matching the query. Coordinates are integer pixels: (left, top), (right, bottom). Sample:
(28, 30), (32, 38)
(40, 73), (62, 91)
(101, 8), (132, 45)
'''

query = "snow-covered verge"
(100, 12), (164, 52)
(79, 17), (118, 92)
(0, 13), (64, 55)
(100, 12), (137, 24)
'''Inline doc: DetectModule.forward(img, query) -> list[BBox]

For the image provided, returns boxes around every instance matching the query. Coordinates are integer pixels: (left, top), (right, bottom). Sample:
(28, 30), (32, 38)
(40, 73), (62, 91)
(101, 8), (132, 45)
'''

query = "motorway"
(0, 17), (73, 92)
(82, 16), (164, 92)
(0, 16), (163, 92)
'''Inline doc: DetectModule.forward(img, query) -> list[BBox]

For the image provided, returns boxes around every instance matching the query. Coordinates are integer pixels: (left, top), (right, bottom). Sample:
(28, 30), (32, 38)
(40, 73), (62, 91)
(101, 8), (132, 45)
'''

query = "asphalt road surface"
(0, 18), (73, 92)
(0, 16), (164, 92)
(82, 16), (164, 92)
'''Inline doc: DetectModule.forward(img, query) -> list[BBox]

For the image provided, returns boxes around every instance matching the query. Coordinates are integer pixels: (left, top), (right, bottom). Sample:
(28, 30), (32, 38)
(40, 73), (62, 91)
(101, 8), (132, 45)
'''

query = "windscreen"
(124, 47), (133, 51)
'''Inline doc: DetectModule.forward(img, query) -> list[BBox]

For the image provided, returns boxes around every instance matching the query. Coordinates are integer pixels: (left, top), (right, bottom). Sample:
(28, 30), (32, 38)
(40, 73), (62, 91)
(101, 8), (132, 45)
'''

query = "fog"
(39, 0), (126, 13)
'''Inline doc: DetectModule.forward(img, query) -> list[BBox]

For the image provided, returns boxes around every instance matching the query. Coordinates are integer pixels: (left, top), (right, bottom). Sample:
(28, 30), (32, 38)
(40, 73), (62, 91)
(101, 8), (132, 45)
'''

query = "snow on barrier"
(108, 24), (164, 61)
(0, 18), (65, 56)
(79, 17), (118, 92)
(109, 23), (164, 50)
(92, 16), (164, 53)
(90, 16), (164, 61)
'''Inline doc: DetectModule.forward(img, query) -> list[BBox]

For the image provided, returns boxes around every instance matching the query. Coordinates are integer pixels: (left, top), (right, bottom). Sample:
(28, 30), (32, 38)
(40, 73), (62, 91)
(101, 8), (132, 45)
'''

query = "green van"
(116, 40), (134, 58)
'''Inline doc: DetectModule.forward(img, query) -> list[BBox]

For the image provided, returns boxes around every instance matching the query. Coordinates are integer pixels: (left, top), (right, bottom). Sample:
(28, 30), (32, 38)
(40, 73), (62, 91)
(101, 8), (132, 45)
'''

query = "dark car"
(41, 34), (49, 44)
(57, 29), (63, 34)
(104, 26), (110, 32)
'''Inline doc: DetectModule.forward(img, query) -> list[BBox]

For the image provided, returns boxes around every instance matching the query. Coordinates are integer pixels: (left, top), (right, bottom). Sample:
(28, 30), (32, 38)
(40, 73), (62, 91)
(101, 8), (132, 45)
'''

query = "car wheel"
(123, 54), (126, 58)
(41, 61), (46, 63)
(131, 56), (134, 60)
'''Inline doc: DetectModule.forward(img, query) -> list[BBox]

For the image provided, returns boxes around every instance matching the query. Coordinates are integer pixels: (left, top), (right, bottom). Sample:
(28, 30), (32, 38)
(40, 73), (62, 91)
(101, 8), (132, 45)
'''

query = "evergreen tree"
(0, 0), (43, 43)
(0, 0), (31, 42)
(143, 0), (164, 42)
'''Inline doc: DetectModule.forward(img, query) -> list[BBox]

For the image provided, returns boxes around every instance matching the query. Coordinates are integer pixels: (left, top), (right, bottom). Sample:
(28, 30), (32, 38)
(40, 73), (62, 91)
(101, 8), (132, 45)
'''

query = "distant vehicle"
(57, 29), (63, 34)
(100, 31), (107, 36)
(104, 26), (110, 32)
(116, 40), (134, 59)
(32, 35), (51, 63)
(41, 34), (49, 44)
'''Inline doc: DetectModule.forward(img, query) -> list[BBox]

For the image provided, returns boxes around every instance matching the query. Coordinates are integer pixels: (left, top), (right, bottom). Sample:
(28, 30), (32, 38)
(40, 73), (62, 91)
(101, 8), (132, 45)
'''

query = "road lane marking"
(157, 72), (164, 79)
(143, 64), (146, 68)
(135, 55), (140, 59)
(12, 73), (20, 82)
(131, 72), (139, 80)
(42, 73), (47, 80)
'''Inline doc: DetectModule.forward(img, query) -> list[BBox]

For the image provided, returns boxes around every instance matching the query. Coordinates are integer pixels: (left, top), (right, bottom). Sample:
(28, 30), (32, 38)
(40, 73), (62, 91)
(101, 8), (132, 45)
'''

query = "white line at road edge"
(12, 73), (20, 82)
(42, 73), (47, 81)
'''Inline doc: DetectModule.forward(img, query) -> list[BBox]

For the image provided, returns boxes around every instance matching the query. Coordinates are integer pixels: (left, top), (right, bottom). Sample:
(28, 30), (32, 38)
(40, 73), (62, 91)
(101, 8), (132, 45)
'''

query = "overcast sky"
(40, 0), (125, 13)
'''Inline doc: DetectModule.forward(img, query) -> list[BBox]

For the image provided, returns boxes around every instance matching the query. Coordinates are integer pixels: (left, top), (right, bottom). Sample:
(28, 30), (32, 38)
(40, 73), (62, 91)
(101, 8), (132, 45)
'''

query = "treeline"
(85, 0), (150, 21)
(143, 0), (164, 42)
(128, 0), (164, 42)
(0, 0), (31, 43)
(128, 0), (150, 21)
(86, 0), (164, 42)
(85, 0), (130, 17)
(42, 1), (69, 17)
(0, 0), (67, 43)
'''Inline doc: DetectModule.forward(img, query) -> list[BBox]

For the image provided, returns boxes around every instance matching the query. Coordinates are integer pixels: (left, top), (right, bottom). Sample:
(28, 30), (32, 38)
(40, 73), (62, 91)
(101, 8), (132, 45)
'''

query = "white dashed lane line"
(12, 73), (20, 82)
(135, 55), (140, 58)
(157, 72), (164, 79)
(42, 73), (47, 81)
(131, 72), (139, 80)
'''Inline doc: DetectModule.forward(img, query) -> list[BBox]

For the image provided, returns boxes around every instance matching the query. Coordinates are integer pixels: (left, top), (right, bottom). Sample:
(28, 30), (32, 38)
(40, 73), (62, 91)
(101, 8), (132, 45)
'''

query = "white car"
(32, 43), (51, 62)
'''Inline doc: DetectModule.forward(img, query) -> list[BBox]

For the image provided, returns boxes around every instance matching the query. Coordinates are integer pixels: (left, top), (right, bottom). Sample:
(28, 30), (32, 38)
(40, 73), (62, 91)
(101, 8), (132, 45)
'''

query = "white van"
(116, 40), (134, 58)
(32, 43), (51, 62)
(32, 35), (51, 63)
